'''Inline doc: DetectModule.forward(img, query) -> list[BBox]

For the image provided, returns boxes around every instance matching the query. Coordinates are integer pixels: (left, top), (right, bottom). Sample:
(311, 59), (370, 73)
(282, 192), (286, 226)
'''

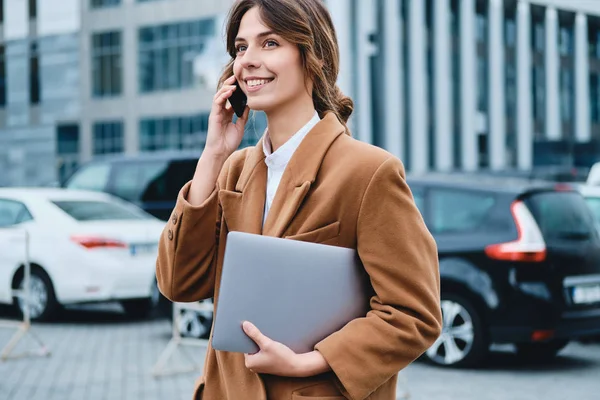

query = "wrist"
(200, 149), (229, 165)
(294, 351), (330, 378)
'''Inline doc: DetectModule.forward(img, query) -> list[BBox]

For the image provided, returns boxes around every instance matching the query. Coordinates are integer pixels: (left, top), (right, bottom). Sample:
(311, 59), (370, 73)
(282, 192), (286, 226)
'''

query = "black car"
(407, 174), (600, 367)
(62, 151), (199, 221)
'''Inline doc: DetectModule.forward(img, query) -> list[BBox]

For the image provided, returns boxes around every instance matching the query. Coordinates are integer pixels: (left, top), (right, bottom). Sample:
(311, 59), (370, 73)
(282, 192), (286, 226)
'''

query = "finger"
(225, 100), (232, 110)
(225, 75), (237, 85)
(243, 321), (270, 349)
(214, 88), (235, 107)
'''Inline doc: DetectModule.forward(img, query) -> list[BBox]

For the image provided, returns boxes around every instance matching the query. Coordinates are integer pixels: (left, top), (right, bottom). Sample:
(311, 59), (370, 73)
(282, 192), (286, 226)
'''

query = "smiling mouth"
(246, 78), (274, 89)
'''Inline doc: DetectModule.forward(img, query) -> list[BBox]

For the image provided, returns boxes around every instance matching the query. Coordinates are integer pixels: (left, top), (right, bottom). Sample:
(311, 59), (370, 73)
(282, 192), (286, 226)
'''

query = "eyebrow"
(234, 30), (276, 43)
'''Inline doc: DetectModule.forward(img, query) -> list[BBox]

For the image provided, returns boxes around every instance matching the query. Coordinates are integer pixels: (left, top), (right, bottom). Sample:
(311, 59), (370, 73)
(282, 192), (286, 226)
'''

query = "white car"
(0, 188), (166, 320)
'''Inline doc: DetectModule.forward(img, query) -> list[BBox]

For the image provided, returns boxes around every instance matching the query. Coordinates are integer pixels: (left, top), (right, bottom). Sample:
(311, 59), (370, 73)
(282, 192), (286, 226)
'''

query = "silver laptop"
(211, 231), (371, 354)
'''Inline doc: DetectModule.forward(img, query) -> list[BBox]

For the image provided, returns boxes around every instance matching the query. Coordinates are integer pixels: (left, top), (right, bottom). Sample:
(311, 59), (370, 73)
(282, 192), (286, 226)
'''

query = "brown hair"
(218, 0), (354, 133)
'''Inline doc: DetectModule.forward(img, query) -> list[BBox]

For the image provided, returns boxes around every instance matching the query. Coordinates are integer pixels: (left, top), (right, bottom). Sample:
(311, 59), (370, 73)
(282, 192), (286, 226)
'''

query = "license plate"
(572, 285), (600, 304)
(129, 243), (158, 256)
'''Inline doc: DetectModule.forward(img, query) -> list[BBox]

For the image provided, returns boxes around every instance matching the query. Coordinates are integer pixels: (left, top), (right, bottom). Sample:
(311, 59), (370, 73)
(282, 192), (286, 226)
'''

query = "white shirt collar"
(262, 111), (321, 169)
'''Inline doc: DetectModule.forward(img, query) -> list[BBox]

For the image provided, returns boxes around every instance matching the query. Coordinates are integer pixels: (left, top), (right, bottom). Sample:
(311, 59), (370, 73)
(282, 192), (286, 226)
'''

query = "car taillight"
(484, 201), (546, 262)
(71, 235), (127, 250)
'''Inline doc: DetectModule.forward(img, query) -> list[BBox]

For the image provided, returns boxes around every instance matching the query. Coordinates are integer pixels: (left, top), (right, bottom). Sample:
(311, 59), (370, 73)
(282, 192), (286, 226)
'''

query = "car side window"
(0, 200), (34, 228)
(141, 160), (197, 202)
(430, 189), (496, 234)
(66, 162), (111, 192)
(112, 161), (167, 202)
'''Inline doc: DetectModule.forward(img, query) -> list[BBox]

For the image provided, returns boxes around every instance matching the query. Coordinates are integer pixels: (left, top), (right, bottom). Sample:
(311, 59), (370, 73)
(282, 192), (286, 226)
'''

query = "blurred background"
(1, 0), (600, 399)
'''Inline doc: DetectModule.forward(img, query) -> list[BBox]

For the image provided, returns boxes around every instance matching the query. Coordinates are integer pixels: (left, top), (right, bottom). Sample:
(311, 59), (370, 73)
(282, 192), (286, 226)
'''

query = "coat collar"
(219, 112), (346, 238)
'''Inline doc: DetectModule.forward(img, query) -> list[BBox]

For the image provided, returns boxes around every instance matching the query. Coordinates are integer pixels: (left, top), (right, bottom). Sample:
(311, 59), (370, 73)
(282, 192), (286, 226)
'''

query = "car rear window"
(52, 200), (150, 221)
(584, 197), (600, 224)
(525, 192), (596, 240)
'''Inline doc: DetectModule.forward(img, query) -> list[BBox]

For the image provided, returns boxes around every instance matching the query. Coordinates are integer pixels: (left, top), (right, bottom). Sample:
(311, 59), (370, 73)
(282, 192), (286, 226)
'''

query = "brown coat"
(156, 113), (442, 400)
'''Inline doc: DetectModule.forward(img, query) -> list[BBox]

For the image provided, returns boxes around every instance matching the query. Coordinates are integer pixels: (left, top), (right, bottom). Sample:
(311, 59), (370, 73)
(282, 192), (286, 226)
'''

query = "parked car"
(406, 174), (600, 367)
(0, 188), (165, 320)
(62, 151), (199, 221)
(62, 152), (201, 320)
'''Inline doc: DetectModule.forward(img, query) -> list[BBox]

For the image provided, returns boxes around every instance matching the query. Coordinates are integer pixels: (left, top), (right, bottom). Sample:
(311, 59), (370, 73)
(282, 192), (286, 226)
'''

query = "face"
(233, 7), (312, 113)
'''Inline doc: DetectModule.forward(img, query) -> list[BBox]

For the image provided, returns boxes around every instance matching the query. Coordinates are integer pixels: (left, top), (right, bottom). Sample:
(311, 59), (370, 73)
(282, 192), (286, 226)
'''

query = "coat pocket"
(193, 376), (205, 400)
(285, 221), (340, 245)
(290, 381), (346, 399)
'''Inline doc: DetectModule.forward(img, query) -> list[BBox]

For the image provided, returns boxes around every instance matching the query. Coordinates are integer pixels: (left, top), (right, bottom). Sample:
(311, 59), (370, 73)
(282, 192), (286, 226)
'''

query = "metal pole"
(24, 229), (31, 327)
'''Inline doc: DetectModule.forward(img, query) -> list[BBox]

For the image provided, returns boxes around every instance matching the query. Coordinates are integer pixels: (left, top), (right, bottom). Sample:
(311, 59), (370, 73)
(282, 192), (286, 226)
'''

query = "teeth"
(247, 79), (271, 87)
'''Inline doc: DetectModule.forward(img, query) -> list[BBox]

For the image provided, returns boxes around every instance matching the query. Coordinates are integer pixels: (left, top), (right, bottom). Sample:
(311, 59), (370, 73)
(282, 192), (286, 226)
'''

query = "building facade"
(2, 0), (600, 186)
(330, 0), (600, 173)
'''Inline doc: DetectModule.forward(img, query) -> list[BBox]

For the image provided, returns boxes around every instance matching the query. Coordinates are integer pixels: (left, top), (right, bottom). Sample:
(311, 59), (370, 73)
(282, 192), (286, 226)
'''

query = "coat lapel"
(262, 113), (346, 237)
(219, 138), (267, 235)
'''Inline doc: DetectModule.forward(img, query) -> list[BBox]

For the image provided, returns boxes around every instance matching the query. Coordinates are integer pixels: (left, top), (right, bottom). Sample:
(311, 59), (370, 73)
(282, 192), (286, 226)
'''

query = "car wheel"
(425, 293), (488, 368)
(177, 299), (213, 339)
(121, 299), (153, 319)
(15, 268), (60, 321)
(516, 340), (569, 362)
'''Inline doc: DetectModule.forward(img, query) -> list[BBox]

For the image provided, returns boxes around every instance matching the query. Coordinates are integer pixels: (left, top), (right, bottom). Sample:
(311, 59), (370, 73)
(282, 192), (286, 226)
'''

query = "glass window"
(92, 31), (122, 97)
(505, 19), (516, 47)
(140, 159), (198, 202)
(139, 113), (209, 152)
(90, 0), (121, 8)
(111, 162), (167, 202)
(30, 42), (40, 104)
(138, 18), (215, 93)
(533, 23), (545, 52)
(93, 121), (124, 155)
(52, 200), (150, 221)
(526, 192), (595, 240)
(0, 200), (33, 227)
(65, 163), (111, 192)
(57, 124), (79, 155)
(29, 0), (36, 19)
(430, 189), (496, 233)
(560, 69), (573, 122)
(591, 73), (600, 123)
(584, 197), (600, 224)
(0, 45), (5, 107)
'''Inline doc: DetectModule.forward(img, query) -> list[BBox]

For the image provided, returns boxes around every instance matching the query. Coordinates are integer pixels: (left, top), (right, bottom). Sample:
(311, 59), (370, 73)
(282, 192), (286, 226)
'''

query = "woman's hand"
(242, 321), (331, 378)
(204, 75), (250, 160)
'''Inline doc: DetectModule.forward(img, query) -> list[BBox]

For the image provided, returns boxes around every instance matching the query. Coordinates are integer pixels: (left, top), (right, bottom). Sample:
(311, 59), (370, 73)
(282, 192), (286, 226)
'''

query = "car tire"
(121, 299), (153, 319)
(424, 293), (488, 368)
(176, 299), (213, 339)
(515, 340), (569, 362)
(14, 267), (60, 322)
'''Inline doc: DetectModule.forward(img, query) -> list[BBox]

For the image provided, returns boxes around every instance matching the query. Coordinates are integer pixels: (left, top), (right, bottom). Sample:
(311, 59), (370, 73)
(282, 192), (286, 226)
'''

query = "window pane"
(526, 192), (595, 240)
(0, 200), (32, 227)
(65, 163), (111, 192)
(91, 31), (122, 97)
(431, 189), (496, 233)
(52, 200), (149, 221)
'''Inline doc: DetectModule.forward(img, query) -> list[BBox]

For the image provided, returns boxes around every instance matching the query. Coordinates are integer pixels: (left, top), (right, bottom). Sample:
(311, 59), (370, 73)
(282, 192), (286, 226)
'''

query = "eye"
(235, 44), (247, 54)
(264, 40), (279, 48)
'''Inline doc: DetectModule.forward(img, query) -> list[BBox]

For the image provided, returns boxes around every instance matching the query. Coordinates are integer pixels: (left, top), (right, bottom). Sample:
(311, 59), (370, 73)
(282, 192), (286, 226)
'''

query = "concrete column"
(488, 0), (506, 170)
(409, 0), (428, 172)
(383, 0), (404, 160)
(460, 0), (478, 170)
(516, 0), (533, 170)
(434, 0), (452, 171)
(575, 12), (591, 142)
(326, 0), (355, 133)
(545, 7), (561, 140)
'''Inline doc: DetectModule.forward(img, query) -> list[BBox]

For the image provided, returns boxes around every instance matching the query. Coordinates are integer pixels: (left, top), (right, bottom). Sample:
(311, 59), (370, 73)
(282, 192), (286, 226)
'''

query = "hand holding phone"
(204, 76), (249, 160)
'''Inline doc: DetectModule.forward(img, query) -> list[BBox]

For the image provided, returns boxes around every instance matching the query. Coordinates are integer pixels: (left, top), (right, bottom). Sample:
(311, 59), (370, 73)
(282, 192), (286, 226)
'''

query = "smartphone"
(229, 80), (248, 118)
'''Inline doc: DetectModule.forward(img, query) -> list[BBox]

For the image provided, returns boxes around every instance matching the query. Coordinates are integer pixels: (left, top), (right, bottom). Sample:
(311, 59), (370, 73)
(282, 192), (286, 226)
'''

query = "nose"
(238, 46), (262, 70)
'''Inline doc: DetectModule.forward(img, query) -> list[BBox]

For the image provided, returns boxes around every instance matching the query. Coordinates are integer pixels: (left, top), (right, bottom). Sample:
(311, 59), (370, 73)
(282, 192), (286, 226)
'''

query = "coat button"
(167, 229), (173, 240)
(171, 212), (178, 225)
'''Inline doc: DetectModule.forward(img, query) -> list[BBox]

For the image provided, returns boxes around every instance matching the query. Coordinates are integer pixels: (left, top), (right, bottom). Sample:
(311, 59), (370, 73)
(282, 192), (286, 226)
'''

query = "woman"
(156, 0), (442, 399)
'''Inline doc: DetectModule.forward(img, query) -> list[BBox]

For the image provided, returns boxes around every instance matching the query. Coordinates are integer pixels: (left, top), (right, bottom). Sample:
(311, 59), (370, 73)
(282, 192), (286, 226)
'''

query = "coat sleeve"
(314, 157), (442, 400)
(155, 158), (230, 303)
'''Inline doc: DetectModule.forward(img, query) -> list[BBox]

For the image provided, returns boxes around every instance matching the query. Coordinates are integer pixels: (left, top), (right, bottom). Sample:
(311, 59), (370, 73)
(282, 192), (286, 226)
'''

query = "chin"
(246, 98), (276, 113)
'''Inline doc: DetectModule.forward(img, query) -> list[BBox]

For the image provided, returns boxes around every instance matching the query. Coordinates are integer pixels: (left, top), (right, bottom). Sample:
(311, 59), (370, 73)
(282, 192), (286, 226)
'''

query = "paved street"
(0, 304), (599, 400)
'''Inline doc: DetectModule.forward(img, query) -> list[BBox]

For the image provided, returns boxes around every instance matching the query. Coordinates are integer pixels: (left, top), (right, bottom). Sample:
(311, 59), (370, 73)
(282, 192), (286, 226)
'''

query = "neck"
(265, 99), (316, 152)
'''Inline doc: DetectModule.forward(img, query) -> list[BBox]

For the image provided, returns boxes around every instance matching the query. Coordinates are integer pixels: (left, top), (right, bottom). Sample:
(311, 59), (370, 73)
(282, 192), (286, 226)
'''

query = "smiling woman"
(155, 1), (442, 399)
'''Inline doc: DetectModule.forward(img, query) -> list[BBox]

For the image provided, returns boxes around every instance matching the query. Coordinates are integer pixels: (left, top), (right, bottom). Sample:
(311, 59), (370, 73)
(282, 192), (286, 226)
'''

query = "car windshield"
(51, 200), (151, 221)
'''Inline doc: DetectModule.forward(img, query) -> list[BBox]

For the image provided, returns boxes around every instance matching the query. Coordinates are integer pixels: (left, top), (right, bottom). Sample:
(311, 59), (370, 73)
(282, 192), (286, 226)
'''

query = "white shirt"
(262, 111), (321, 225)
